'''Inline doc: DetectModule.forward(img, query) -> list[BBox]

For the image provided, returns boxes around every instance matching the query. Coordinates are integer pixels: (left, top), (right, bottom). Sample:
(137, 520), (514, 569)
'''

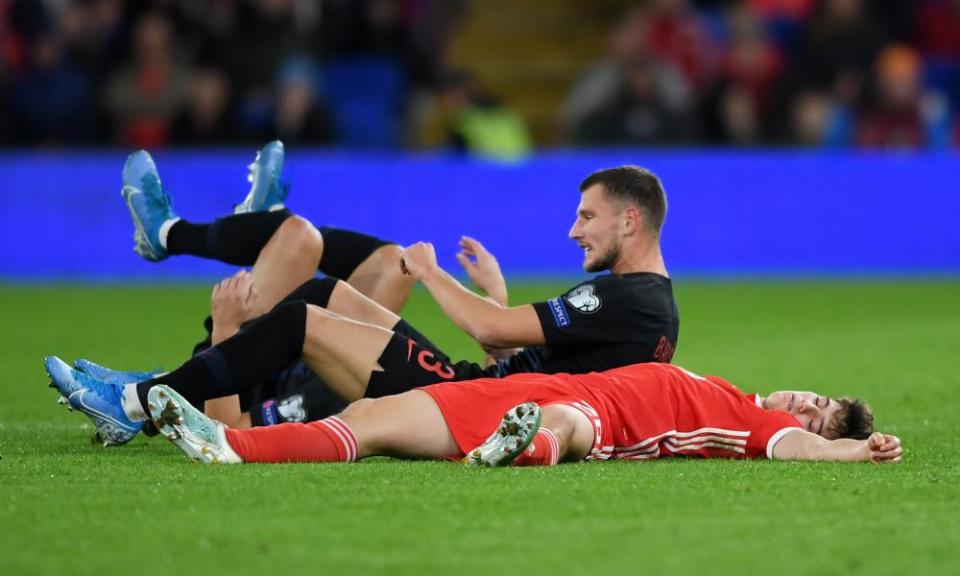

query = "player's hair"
(827, 397), (874, 440)
(579, 166), (667, 235)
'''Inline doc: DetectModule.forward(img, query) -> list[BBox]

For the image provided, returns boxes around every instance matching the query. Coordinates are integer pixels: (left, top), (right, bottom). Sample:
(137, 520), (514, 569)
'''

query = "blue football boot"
(121, 150), (179, 262)
(234, 140), (288, 213)
(73, 358), (163, 385)
(44, 356), (143, 446)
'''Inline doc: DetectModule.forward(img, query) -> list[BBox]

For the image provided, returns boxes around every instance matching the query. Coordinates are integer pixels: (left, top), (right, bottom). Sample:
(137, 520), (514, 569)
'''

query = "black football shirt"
(490, 273), (679, 376)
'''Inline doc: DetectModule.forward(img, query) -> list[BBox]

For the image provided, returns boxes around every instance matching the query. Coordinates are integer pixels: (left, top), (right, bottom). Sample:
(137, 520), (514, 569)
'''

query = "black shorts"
(247, 360), (348, 426)
(366, 332), (488, 398)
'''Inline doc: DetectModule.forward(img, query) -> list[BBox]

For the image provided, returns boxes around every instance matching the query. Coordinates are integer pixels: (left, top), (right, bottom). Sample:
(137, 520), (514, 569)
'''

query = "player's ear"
(623, 206), (643, 235)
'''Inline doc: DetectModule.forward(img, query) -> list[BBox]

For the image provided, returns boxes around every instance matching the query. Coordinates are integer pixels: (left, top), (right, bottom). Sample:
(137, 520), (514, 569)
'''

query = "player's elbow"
(471, 318), (514, 349)
(471, 322), (501, 348)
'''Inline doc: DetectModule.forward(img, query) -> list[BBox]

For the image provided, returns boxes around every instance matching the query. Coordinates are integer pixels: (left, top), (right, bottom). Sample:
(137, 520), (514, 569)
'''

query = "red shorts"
(420, 373), (608, 458)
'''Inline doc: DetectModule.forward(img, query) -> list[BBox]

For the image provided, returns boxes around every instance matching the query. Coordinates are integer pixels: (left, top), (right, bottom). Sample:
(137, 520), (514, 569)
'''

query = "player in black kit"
(48, 164), (680, 443)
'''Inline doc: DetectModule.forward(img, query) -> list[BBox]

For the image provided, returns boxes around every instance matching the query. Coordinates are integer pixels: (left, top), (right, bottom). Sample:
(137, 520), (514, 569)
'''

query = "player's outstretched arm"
(401, 242), (546, 348)
(771, 429), (903, 463)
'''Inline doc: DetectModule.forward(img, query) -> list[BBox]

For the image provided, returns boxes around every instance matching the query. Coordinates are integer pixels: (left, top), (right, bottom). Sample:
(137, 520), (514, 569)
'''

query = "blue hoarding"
(0, 150), (957, 280)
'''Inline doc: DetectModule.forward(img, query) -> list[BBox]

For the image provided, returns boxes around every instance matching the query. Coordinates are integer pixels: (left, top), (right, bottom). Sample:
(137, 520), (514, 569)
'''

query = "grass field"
(1, 281), (958, 576)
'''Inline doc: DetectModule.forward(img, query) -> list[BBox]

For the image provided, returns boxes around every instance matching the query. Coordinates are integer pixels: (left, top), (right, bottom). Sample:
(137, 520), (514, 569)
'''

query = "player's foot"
(234, 140), (287, 214)
(73, 359), (163, 385)
(464, 402), (541, 467)
(147, 385), (241, 464)
(44, 356), (143, 446)
(121, 150), (179, 262)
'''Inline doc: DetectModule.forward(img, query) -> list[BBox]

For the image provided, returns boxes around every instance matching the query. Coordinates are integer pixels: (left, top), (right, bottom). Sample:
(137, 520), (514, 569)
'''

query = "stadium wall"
(1, 150), (957, 280)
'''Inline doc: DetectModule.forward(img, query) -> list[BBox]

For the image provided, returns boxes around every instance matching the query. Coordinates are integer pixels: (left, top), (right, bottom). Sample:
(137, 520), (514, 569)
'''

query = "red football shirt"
(570, 363), (803, 460)
(422, 363), (802, 460)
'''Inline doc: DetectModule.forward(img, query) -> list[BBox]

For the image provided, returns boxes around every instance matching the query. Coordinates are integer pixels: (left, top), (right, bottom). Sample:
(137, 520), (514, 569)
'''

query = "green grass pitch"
(1, 281), (958, 576)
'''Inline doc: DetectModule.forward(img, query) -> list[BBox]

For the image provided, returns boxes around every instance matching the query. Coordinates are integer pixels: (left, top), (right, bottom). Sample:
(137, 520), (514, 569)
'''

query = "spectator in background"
(436, 70), (530, 160)
(645, 0), (717, 90)
(562, 5), (695, 146)
(702, 4), (785, 144)
(573, 54), (696, 147)
(7, 29), (95, 145)
(170, 65), (235, 145)
(229, 0), (306, 140)
(267, 57), (334, 146)
(856, 45), (952, 149)
(59, 0), (123, 83)
(103, 11), (190, 147)
(795, 0), (885, 114)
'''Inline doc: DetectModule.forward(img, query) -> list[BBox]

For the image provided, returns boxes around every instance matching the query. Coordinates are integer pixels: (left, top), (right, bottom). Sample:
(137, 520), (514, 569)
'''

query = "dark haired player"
(49, 163), (680, 446)
(141, 362), (901, 467)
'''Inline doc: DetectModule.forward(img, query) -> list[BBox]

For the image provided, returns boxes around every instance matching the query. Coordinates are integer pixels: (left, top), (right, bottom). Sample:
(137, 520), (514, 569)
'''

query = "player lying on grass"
(48, 162), (681, 447)
(68, 142), (417, 439)
(138, 362), (902, 466)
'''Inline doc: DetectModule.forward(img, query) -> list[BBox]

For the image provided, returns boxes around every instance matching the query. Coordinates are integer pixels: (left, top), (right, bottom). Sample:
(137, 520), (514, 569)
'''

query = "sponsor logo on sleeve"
(261, 399), (279, 426)
(565, 284), (602, 313)
(547, 297), (571, 328)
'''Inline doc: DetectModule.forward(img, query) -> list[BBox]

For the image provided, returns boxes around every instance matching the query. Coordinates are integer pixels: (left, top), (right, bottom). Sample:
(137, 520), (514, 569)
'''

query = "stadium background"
(1, 1), (959, 576)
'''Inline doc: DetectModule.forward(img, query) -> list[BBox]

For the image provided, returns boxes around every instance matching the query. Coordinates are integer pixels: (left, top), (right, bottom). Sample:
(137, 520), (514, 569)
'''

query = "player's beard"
(586, 238), (621, 272)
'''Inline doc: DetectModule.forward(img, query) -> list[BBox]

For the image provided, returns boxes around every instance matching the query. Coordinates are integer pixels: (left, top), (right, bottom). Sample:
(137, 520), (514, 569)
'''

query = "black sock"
(317, 226), (393, 279)
(167, 209), (293, 265)
(136, 300), (308, 413)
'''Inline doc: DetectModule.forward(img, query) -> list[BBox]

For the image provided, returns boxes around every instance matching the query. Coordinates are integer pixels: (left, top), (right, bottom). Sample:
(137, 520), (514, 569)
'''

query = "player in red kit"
(147, 362), (901, 466)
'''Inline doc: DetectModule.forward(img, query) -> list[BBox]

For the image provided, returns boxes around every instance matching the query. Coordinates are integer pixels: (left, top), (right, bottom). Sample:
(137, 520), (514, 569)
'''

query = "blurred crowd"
(562, 0), (960, 148)
(0, 0), (466, 148)
(2, 0), (960, 150)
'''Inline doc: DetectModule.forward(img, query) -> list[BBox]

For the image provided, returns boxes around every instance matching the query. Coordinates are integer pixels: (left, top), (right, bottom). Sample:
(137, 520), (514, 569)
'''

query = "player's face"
(764, 391), (842, 439)
(569, 184), (623, 273)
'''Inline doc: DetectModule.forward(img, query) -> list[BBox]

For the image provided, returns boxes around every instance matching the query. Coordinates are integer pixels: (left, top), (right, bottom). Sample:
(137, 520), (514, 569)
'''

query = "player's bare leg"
(345, 244), (413, 314)
(324, 277), (402, 329)
(539, 404), (594, 462)
(247, 215), (324, 318)
(205, 227), (407, 428)
(337, 391), (460, 459)
(299, 305), (399, 401)
(151, 387), (459, 464)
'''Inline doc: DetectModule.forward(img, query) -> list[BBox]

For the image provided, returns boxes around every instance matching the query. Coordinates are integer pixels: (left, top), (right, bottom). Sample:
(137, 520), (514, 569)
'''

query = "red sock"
(512, 429), (560, 466)
(224, 417), (359, 463)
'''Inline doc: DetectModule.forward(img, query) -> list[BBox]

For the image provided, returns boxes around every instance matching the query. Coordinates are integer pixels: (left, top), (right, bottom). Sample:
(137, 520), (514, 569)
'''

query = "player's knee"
(365, 245), (404, 276)
(541, 405), (593, 461)
(278, 215), (324, 260)
(370, 244), (414, 289)
(340, 397), (376, 419)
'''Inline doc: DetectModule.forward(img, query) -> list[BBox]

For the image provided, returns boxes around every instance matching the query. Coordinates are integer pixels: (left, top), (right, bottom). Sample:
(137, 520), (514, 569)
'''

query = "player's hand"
(400, 242), (439, 281)
(866, 432), (902, 464)
(211, 270), (258, 337)
(456, 236), (508, 305)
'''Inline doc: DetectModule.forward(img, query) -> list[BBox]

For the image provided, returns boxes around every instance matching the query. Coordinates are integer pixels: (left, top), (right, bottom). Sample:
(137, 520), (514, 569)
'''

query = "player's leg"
(245, 215), (324, 318)
(511, 404), (594, 466)
(282, 277), (442, 353)
(319, 229), (413, 314)
(47, 300), (461, 444)
(122, 144), (413, 314)
(148, 386), (459, 464)
(171, 217), (414, 319)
